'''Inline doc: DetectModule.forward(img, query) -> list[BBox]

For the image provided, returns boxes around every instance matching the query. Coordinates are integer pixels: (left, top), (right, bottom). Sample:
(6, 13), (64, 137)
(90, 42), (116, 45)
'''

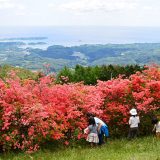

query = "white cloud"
(0, 0), (160, 26)
(49, 0), (138, 13)
(0, 0), (25, 10)
(0, 0), (9, 1)
(15, 10), (40, 16)
(0, 0), (15, 9)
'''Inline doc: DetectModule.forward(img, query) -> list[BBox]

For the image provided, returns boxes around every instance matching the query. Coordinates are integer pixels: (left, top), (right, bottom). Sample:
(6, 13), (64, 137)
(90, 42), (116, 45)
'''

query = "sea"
(0, 26), (160, 49)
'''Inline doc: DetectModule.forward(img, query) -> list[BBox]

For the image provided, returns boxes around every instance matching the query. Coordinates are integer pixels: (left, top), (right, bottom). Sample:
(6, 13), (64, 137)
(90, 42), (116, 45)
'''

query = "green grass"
(0, 136), (160, 160)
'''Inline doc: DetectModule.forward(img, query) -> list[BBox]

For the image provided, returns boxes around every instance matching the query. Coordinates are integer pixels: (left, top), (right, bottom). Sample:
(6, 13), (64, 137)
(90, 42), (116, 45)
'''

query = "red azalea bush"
(0, 65), (160, 152)
(96, 65), (160, 136)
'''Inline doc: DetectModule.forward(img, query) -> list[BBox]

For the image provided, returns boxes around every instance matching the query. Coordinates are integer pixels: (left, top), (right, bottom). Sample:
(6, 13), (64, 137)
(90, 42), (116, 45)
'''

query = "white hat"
(129, 108), (137, 115)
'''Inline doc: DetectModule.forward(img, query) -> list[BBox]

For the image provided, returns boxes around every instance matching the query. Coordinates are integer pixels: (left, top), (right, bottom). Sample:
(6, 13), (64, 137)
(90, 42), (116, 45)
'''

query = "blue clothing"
(93, 117), (109, 145)
(100, 125), (109, 137)
(98, 125), (109, 145)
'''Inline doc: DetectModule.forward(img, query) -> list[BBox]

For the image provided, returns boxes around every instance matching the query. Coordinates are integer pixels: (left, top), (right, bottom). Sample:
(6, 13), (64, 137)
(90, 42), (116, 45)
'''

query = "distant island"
(0, 37), (48, 41)
(28, 42), (47, 45)
(0, 42), (25, 47)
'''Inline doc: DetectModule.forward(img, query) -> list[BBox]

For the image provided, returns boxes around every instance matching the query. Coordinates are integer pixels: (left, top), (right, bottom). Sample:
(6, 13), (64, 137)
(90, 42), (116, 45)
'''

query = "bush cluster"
(0, 65), (160, 152)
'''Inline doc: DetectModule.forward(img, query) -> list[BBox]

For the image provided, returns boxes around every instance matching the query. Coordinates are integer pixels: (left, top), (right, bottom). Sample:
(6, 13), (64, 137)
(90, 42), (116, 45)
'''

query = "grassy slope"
(1, 136), (160, 160)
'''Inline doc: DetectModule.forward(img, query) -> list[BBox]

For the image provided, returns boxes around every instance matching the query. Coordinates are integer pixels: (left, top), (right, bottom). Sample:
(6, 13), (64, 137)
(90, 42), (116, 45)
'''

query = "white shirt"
(129, 116), (140, 128)
(155, 122), (160, 133)
(94, 117), (106, 126)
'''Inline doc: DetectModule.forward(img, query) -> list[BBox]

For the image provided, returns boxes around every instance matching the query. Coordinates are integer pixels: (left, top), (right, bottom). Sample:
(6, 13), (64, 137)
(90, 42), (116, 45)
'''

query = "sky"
(0, 0), (160, 26)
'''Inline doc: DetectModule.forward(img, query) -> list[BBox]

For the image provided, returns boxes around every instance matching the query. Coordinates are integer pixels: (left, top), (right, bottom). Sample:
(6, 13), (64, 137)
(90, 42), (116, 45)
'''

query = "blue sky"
(0, 0), (160, 26)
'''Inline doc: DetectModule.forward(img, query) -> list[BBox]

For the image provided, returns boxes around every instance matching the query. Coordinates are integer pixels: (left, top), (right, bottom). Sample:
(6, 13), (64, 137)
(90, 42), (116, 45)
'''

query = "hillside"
(0, 42), (160, 71)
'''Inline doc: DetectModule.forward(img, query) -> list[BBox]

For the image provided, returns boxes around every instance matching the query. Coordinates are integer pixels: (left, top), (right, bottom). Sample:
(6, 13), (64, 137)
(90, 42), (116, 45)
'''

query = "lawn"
(0, 136), (160, 160)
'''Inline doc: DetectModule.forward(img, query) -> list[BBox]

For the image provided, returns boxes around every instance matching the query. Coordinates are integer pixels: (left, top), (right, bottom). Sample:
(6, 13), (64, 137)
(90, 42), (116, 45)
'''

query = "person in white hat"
(128, 108), (140, 139)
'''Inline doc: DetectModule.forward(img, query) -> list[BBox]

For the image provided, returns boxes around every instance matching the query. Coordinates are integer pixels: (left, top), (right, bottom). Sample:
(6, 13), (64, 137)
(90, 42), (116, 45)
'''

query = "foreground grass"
(0, 136), (160, 160)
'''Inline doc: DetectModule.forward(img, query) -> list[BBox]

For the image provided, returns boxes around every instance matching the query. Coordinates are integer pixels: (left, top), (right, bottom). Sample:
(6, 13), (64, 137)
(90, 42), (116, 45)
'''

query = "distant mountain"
(0, 37), (48, 41)
(0, 42), (160, 72)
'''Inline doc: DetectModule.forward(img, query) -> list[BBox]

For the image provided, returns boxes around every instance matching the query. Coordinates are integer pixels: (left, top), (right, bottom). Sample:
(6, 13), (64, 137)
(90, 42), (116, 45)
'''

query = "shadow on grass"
(40, 138), (89, 152)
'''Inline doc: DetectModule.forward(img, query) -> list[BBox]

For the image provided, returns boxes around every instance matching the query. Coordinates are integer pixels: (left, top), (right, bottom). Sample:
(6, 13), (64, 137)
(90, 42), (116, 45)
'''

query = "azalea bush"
(96, 65), (160, 136)
(0, 65), (160, 152)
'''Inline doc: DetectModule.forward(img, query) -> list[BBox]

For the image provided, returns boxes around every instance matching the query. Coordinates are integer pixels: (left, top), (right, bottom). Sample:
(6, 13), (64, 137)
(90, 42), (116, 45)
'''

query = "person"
(128, 108), (140, 139)
(84, 117), (99, 147)
(152, 117), (160, 138)
(86, 113), (109, 145)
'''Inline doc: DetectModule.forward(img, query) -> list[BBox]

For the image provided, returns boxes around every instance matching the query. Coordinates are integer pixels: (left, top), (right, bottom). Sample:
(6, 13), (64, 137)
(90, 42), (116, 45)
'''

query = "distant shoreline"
(1, 26), (160, 45)
(0, 37), (48, 41)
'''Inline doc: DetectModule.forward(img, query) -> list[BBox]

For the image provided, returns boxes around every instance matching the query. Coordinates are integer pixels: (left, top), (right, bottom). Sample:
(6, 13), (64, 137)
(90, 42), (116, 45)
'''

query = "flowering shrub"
(0, 66), (160, 152)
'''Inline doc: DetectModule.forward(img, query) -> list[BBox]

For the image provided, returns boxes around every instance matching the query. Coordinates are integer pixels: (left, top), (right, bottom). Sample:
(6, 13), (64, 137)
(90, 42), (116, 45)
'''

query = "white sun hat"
(129, 108), (137, 115)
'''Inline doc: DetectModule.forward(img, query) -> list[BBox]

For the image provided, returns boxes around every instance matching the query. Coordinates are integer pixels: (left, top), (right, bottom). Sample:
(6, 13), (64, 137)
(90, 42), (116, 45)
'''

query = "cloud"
(49, 0), (138, 13)
(0, 0), (25, 10)
(0, 0), (15, 9)
(0, 0), (27, 17)
(0, 0), (9, 2)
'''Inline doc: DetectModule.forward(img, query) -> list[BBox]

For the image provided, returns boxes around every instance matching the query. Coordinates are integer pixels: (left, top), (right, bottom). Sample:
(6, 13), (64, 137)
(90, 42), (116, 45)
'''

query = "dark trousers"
(98, 125), (109, 145)
(128, 127), (139, 139)
(98, 130), (106, 145)
(98, 133), (104, 145)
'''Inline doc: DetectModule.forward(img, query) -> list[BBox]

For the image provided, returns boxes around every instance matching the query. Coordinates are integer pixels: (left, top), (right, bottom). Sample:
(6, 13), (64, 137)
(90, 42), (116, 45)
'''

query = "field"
(0, 136), (160, 160)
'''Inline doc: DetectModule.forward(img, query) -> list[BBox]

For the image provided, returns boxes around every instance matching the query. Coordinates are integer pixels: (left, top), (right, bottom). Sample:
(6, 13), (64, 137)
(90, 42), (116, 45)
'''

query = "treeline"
(0, 64), (145, 85)
(57, 64), (145, 85)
